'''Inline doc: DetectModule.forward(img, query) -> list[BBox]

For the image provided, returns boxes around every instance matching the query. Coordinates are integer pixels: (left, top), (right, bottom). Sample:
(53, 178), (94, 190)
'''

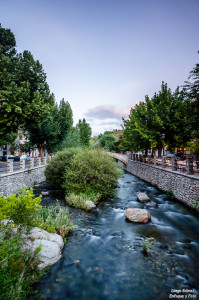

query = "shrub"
(166, 189), (175, 200)
(65, 192), (101, 211)
(37, 205), (75, 238)
(0, 234), (44, 299)
(45, 147), (79, 188)
(0, 186), (42, 231)
(62, 148), (122, 197)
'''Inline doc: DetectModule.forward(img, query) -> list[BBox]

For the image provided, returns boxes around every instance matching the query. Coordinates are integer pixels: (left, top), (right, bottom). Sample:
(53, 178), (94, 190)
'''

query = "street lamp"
(161, 133), (165, 156)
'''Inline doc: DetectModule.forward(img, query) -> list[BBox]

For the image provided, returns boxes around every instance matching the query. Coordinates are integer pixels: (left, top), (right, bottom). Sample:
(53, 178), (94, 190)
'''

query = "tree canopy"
(0, 24), (74, 152)
(121, 82), (190, 155)
(76, 118), (92, 147)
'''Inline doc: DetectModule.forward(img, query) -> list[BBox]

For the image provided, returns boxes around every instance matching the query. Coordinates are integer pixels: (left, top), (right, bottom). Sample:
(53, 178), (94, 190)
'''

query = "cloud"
(84, 105), (130, 121)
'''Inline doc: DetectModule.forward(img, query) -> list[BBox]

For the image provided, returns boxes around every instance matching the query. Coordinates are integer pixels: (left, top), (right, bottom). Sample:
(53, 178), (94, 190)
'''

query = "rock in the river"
(85, 200), (96, 210)
(41, 191), (49, 196)
(21, 227), (64, 269)
(125, 208), (151, 223)
(137, 192), (150, 203)
(146, 201), (158, 208)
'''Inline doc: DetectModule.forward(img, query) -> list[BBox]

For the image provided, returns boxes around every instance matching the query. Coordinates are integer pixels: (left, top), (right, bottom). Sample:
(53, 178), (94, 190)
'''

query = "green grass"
(65, 192), (101, 211)
(0, 233), (45, 300)
(37, 205), (76, 238)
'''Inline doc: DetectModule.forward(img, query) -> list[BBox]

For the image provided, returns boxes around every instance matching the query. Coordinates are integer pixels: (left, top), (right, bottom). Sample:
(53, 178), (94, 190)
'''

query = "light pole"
(161, 133), (165, 156)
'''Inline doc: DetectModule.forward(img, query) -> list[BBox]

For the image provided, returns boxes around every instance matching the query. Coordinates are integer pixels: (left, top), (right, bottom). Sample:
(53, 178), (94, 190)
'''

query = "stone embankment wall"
(0, 166), (46, 196)
(127, 160), (199, 209)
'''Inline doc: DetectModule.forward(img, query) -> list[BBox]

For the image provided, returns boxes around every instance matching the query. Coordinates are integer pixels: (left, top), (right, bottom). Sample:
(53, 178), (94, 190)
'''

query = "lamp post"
(161, 133), (165, 156)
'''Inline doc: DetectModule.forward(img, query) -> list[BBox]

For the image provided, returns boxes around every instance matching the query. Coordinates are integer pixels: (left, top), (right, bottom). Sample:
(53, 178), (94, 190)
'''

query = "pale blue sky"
(0, 0), (198, 135)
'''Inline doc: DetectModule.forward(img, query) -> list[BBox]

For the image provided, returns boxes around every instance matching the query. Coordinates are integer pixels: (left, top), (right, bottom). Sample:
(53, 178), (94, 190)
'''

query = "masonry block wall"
(127, 160), (199, 209)
(0, 166), (46, 196)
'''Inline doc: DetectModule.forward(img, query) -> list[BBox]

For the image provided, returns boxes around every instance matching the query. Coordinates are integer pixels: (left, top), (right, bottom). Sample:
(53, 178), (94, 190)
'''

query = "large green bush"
(62, 148), (122, 197)
(45, 147), (79, 188)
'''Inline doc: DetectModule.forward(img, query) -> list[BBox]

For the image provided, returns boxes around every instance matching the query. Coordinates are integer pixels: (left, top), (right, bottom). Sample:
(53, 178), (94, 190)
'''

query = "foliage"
(166, 189), (175, 200)
(0, 186), (42, 231)
(0, 24), (73, 150)
(65, 192), (101, 211)
(37, 205), (75, 238)
(0, 234), (45, 299)
(0, 25), (54, 145)
(58, 127), (81, 150)
(97, 133), (118, 151)
(45, 148), (79, 188)
(62, 148), (122, 197)
(141, 242), (149, 251)
(192, 197), (199, 209)
(76, 118), (92, 147)
(121, 82), (190, 154)
(28, 97), (73, 154)
(184, 51), (199, 138)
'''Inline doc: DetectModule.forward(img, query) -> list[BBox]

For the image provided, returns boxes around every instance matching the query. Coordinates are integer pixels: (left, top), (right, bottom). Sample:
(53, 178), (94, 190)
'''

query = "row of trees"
(0, 24), (92, 155)
(121, 53), (199, 156)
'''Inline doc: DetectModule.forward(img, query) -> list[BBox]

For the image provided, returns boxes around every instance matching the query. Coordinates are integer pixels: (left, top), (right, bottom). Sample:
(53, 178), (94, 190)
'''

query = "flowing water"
(33, 172), (199, 300)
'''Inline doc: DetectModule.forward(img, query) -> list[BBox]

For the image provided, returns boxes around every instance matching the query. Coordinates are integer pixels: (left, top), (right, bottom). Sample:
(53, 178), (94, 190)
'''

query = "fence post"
(37, 157), (41, 166)
(136, 154), (138, 161)
(42, 157), (47, 165)
(186, 158), (193, 175)
(20, 159), (25, 170)
(162, 156), (167, 168)
(8, 160), (13, 173)
(172, 157), (177, 171)
(29, 158), (34, 168)
(133, 154), (135, 161)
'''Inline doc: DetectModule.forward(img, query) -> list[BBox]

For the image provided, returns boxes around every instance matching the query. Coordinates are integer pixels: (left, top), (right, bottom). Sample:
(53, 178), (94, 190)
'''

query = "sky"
(0, 0), (199, 136)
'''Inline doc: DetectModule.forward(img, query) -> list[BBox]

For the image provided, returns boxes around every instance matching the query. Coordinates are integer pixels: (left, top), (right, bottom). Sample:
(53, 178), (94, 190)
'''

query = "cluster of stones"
(125, 192), (158, 223)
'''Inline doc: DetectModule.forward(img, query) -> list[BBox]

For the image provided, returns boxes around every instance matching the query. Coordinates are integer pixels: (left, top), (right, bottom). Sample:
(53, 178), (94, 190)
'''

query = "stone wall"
(0, 166), (46, 196)
(127, 160), (199, 209)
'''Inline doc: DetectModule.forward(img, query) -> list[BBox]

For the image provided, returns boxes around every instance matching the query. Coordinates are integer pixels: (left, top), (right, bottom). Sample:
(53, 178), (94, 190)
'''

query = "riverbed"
(32, 172), (199, 300)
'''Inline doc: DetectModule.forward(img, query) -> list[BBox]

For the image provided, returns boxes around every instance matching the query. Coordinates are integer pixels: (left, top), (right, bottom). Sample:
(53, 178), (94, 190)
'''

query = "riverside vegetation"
(45, 148), (123, 210)
(0, 186), (74, 299)
(0, 148), (121, 299)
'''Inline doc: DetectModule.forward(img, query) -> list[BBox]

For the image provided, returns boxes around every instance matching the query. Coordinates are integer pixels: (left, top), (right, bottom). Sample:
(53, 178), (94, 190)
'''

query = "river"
(32, 171), (199, 300)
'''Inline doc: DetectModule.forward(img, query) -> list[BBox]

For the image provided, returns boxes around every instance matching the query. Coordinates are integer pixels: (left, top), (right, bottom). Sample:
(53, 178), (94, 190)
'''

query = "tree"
(98, 132), (118, 151)
(184, 51), (199, 137)
(58, 127), (81, 149)
(28, 98), (73, 155)
(76, 118), (92, 147)
(0, 25), (54, 145)
(121, 82), (190, 155)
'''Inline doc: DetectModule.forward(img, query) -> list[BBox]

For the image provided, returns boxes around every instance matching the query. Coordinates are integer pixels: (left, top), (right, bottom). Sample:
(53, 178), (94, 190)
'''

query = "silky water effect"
(32, 172), (199, 300)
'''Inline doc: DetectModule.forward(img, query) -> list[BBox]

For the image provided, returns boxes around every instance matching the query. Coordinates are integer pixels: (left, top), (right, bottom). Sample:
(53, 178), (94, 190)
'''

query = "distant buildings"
(0, 130), (39, 157)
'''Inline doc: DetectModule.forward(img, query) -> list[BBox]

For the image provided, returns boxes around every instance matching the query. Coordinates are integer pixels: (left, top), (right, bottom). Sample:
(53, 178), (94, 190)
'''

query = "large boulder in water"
(125, 208), (151, 223)
(21, 227), (64, 269)
(137, 192), (150, 203)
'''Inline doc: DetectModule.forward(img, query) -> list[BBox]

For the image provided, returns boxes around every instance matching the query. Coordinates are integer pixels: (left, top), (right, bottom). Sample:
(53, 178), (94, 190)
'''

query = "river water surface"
(33, 172), (199, 300)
